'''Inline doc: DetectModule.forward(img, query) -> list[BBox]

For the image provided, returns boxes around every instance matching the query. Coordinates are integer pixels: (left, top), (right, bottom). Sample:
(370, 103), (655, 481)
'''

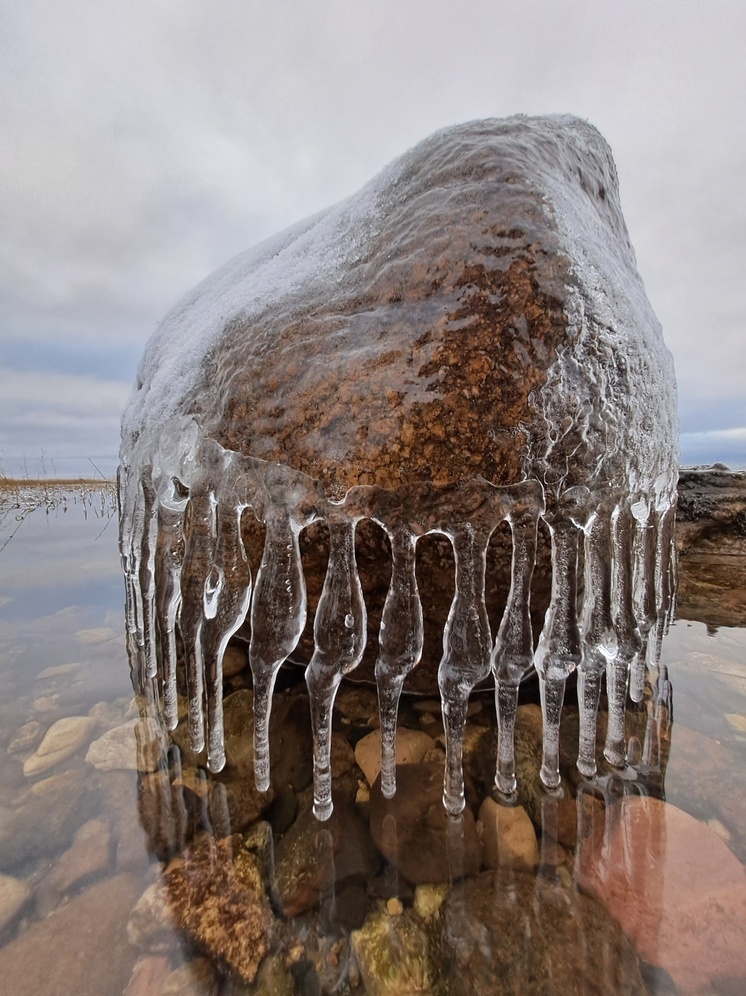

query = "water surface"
(1, 488), (745, 994)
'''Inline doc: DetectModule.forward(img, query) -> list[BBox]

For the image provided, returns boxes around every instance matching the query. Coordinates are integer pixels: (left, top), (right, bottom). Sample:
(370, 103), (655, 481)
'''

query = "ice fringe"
(119, 418), (676, 820)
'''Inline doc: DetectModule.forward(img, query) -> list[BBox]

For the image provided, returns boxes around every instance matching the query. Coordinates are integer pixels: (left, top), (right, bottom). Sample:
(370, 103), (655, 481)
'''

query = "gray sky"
(1, 0), (744, 477)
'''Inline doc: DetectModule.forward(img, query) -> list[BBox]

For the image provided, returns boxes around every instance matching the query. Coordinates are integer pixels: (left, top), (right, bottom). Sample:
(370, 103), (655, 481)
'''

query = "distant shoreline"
(0, 477), (116, 490)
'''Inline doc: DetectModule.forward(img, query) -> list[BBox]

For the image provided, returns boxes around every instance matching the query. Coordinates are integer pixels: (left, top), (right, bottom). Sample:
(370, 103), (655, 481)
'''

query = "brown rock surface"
(0, 874), (142, 996)
(443, 869), (647, 995)
(127, 115), (677, 695)
(162, 833), (274, 983)
(676, 465), (746, 556)
(274, 790), (379, 916)
(369, 762), (482, 884)
(576, 796), (746, 993)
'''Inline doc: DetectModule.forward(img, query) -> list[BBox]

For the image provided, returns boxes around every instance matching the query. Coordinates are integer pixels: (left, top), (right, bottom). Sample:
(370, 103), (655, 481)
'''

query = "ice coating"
(120, 115), (679, 819)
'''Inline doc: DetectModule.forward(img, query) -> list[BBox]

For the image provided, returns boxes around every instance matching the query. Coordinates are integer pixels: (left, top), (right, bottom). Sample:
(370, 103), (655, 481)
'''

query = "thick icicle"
(533, 489), (588, 791)
(629, 498), (657, 703)
(153, 481), (187, 730)
(491, 495), (541, 797)
(249, 501), (309, 793)
(605, 502), (642, 768)
(306, 510), (367, 820)
(375, 524), (423, 799)
(438, 521), (492, 816)
(576, 502), (617, 778)
(201, 496), (252, 773)
(178, 473), (217, 752)
(138, 468), (159, 680)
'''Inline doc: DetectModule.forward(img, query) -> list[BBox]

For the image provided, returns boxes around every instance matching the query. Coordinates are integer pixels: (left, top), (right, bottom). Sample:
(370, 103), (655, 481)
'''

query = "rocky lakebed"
(0, 468), (745, 995)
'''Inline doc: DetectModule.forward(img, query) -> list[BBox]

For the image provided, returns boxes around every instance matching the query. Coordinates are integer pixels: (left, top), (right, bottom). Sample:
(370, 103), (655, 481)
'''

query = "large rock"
(121, 114), (678, 695)
(441, 869), (647, 995)
(576, 796), (746, 993)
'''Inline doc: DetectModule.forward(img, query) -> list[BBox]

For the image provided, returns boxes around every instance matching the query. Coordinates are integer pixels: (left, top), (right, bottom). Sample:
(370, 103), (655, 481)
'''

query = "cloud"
(1, 0), (744, 470)
(0, 369), (130, 476)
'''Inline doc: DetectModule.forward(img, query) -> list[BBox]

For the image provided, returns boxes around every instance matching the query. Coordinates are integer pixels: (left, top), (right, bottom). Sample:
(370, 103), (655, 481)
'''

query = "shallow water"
(1, 488), (745, 994)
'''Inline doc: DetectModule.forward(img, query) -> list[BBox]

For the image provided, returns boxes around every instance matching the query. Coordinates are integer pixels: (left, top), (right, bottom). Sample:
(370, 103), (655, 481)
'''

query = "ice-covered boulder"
(120, 115), (678, 819)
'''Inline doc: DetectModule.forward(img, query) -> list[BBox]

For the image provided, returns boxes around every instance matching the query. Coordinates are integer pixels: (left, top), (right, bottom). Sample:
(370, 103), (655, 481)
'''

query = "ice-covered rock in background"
(119, 115), (678, 820)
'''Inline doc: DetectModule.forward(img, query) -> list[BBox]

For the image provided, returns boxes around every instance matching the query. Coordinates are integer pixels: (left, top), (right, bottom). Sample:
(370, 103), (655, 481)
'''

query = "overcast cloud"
(1, 0), (744, 477)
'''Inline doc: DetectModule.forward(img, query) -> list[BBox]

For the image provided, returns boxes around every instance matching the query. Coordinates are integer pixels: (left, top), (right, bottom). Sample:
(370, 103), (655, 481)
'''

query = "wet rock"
(127, 880), (179, 953)
(354, 728), (435, 786)
(7, 721), (42, 756)
(443, 869), (647, 994)
(676, 466), (746, 556)
(0, 873), (31, 934)
(369, 763), (482, 885)
(124, 955), (171, 996)
(127, 116), (676, 697)
(351, 906), (442, 996)
(85, 717), (167, 772)
(163, 833), (274, 983)
(576, 796), (746, 994)
(213, 777), (273, 834)
(219, 688), (314, 793)
(274, 791), (379, 917)
(267, 786), (298, 835)
(330, 731), (356, 778)
(223, 642), (249, 678)
(0, 768), (101, 871)
(479, 797), (539, 871)
(161, 957), (220, 996)
(249, 953), (295, 996)
(43, 818), (112, 895)
(334, 685), (379, 724)
(23, 715), (97, 777)
(0, 874), (142, 996)
(413, 882), (449, 920)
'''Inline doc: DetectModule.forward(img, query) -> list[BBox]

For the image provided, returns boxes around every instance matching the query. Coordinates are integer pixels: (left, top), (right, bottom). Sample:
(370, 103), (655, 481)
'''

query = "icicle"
(604, 502), (642, 768)
(249, 502), (309, 793)
(533, 488), (588, 791)
(154, 481), (187, 730)
(138, 467), (159, 680)
(123, 473), (149, 688)
(576, 501), (617, 778)
(306, 510), (367, 820)
(492, 494), (541, 798)
(438, 521), (492, 816)
(178, 473), (217, 753)
(375, 524), (423, 799)
(629, 497), (657, 703)
(201, 496), (252, 773)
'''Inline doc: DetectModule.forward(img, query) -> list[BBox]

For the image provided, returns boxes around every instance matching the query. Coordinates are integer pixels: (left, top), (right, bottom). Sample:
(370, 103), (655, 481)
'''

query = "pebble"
(85, 717), (165, 772)
(7, 721), (42, 756)
(0, 873), (31, 934)
(222, 643), (248, 679)
(23, 716), (97, 776)
(386, 897), (404, 916)
(0, 769), (101, 871)
(478, 796), (539, 871)
(354, 728), (435, 786)
(43, 818), (112, 895)
(413, 882), (448, 920)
